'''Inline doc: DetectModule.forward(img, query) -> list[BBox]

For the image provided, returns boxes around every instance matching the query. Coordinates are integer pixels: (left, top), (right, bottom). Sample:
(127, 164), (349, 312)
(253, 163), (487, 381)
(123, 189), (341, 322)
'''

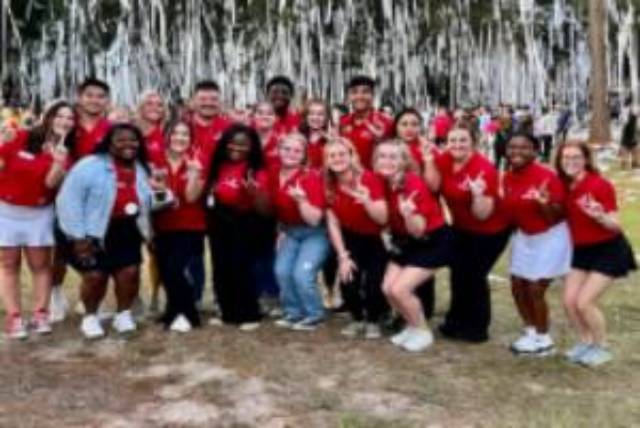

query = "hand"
(578, 193), (606, 220)
(419, 136), (436, 164)
(467, 172), (487, 197)
(338, 254), (358, 284)
(73, 238), (96, 260)
(365, 118), (385, 138)
(149, 167), (168, 191)
(52, 140), (69, 164)
(523, 180), (550, 205)
(398, 191), (418, 218)
(186, 156), (203, 179)
(244, 170), (260, 195)
(287, 182), (307, 202)
(344, 182), (371, 205)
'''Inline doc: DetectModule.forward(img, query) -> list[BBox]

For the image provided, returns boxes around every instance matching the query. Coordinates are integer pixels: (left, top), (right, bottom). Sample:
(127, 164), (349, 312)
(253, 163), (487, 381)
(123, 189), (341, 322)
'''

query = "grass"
(0, 166), (638, 427)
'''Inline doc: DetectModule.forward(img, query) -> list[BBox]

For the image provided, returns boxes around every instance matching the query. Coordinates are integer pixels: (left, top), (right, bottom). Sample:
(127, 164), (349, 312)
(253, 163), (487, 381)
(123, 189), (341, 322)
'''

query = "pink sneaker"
(5, 313), (28, 340)
(31, 309), (52, 335)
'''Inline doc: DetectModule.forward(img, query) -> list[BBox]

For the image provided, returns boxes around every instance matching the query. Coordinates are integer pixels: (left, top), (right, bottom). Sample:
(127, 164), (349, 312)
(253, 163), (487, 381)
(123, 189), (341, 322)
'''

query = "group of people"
(0, 74), (635, 367)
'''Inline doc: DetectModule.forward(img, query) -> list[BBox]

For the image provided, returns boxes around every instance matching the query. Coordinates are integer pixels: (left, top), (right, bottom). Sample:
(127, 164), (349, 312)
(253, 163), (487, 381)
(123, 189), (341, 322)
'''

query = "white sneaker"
(111, 310), (137, 334)
(510, 327), (537, 354)
(208, 317), (224, 327)
(239, 322), (261, 332)
(274, 317), (300, 329)
(81, 314), (105, 339)
(390, 327), (412, 346)
(364, 323), (382, 340)
(401, 328), (434, 352)
(49, 287), (69, 323)
(169, 315), (192, 333)
(340, 321), (365, 338)
(533, 333), (555, 356)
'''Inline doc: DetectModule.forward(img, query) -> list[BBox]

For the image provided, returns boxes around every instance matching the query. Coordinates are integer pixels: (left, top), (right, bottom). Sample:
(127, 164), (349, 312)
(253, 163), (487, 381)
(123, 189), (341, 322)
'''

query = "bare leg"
(388, 267), (435, 328)
(113, 265), (140, 312)
(576, 272), (613, 345)
(0, 248), (22, 314)
(24, 247), (53, 312)
(563, 270), (592, 342)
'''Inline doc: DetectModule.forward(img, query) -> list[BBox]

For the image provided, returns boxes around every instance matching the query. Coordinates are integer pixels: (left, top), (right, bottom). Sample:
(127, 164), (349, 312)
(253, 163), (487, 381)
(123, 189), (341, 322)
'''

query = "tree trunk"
(588, 0), (611, 144)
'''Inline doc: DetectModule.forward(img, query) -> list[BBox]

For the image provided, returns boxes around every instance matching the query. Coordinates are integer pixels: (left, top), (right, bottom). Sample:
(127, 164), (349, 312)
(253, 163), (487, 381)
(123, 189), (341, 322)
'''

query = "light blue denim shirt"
(56, 155), (155, 241)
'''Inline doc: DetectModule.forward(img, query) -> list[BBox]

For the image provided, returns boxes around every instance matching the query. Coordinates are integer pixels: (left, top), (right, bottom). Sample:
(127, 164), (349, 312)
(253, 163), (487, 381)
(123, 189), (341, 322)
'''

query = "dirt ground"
(1, 170), (639, 428)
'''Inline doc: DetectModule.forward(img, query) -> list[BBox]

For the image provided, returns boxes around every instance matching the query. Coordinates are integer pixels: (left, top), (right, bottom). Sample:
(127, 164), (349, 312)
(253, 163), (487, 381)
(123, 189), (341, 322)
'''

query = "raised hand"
(365, 117), (385, 138)
(467, 171), (487, 197)
(288, 181), (307, 202)
(149, 167), (169, 191)
(523, 179), (550, 204)
(344, 181), (371, 205)
(186, 155), (203, 178)
(52, 140), (69, 164)
(419, 136), (436, 164)
(578, 193), (605, 220)
(398, 190), (418, 218)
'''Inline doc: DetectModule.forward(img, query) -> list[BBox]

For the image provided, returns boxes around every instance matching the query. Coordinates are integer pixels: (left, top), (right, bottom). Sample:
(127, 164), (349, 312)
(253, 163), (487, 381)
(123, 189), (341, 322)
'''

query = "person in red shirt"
(373, 140), (452, 352)
(393, 108), (439, 322)
(431, 106), (454, 146)
(339, 75), (394, 168)
(205, 124), (269, 329)
(325, 137), (389, 339)
(50, 78), (112, 323)
(0, 101), (72, 339)
(266, 75), (301, 137)
(189, 80), (231, 167)
(149, 120), (206, 332)
(423, 121), (511, 343)
(555, 140), (636, 366)
(136, 90), (167, 165)
(271, 133), (329, 330)
(253, 101), (280, 169)
(503, 133), (571, 356)
(300, 99), (331, 170)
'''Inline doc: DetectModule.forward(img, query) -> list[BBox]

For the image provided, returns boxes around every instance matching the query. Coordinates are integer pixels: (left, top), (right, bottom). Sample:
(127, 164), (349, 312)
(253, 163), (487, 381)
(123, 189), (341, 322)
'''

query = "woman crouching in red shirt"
(205, 124), (267, 330)
(324, 137), (389, 339)
(150, 121), (206, 332)
(556, 140), (636, 366)
(503, 133), (571, 356)
(0, 101), (72, 339)
(374, 139), (452, 352)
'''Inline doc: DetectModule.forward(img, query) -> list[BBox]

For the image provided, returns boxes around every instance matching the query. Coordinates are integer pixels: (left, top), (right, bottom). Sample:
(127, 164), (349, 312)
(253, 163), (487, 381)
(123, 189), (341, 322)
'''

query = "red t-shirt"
(328, 170), (386, 235)
(74, 118), (111, 159)
(340, 110), (394, 168)
(151, 155), (206, 233)
(307, 134), (326, 169)
(191, 115), (231, 168)
(407, 139), (440, 173)
(502, 162), (565, 234)
(565, 172), (620, 246)
(436, 151), (509, 234)
(386, 171), (446, 236)
(0, 130), (59, 206)
(269, 166), (325, 226)
(272, 109), (301, 138)
(144, 126), (165, 165)
(261, 132), (281, 170)
(432, 113), (454, 139)
(112, 163), (139, 218)
(211, 161), (267, 213)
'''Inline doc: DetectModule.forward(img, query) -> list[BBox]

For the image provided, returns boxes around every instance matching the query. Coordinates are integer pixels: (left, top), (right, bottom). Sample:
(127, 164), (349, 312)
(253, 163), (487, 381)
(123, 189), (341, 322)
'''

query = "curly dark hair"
(206, 123), (264, 188)
(93, 122), (150, 172)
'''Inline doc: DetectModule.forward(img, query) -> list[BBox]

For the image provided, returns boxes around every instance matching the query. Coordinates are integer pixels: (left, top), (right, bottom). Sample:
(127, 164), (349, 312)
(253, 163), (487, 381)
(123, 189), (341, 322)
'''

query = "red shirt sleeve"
(594, 177), (617, 212)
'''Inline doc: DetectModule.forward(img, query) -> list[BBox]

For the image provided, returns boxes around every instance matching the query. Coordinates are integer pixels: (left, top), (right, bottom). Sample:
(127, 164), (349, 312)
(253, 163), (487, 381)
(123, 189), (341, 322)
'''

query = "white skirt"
(0, 201), (55, 247)
(510, 222), (572, 281)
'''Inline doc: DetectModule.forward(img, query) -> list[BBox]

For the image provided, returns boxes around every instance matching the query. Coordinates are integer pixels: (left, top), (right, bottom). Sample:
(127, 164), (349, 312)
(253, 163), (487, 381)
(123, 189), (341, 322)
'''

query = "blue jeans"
(274, 225), (329, 321)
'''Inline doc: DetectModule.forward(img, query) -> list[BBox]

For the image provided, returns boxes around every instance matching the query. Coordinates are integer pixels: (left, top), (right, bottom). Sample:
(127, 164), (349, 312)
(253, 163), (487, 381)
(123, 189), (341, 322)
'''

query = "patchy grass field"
(0, 168), (639, 428)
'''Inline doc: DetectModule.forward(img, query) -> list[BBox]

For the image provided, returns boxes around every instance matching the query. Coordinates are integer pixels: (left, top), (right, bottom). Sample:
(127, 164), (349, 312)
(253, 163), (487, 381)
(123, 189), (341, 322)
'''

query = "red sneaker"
(5, 313), (28, 340)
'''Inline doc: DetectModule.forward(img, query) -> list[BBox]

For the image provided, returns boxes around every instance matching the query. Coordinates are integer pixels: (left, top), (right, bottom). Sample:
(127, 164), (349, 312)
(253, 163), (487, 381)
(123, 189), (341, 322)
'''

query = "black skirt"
(389, 226), (453, 269)
(572, 234), (637, 278)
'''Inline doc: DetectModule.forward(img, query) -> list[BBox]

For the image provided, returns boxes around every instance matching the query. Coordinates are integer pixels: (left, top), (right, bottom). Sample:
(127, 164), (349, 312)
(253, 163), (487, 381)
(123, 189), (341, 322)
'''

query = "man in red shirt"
(189, 80), (231, 167)
(339, 75), (394, 168)
(266, 75), (301, 137)
(431, 105), (454, 146)
(73, 78), (112, 159)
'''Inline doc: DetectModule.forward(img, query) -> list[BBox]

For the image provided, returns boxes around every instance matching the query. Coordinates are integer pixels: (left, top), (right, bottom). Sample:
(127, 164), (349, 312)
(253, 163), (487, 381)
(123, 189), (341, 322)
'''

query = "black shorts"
(61, 217), (143, 274)
(572, 235), (637, 278)
(389, 226), (453, 269)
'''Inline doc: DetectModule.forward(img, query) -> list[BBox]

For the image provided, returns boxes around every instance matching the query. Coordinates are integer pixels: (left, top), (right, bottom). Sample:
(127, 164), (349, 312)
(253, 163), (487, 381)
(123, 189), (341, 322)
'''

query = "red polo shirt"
(340, 110), (394, 168)
(565, 172), (620, 246)
(112, 163), (139, 218)
(386, 171), (446, 236)
(0, 130), (59, 206)
(272, 109), (301, 138)
(269, 166), (325, 226)
(191, 115), (231, 168)
(151, 155), (206, 233)
(503, 161), (565, 234)
(144, 126), (165, 165)
(211, 161), (268, 212)
(74, 118), (111, 159)
(328, 170), (385, 235)
(436, 151), (509, 234)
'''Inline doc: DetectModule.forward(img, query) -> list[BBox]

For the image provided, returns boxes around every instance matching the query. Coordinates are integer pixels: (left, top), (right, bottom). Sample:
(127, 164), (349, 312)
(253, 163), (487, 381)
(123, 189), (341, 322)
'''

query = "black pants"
(208, 205), (262, 324)
(340, 231), (389, 323)
(540, 135), (553, 161)
(154, 231), (203, 327)
(443, 227), (510, 340)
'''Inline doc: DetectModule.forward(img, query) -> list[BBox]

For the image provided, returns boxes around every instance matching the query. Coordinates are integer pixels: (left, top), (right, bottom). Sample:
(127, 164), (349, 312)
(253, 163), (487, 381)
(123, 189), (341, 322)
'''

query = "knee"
(292, 261), (317, 288)
(575, 296), (593, 314)
(274, 261), (291, 285)
(563, 293), (579, 312)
